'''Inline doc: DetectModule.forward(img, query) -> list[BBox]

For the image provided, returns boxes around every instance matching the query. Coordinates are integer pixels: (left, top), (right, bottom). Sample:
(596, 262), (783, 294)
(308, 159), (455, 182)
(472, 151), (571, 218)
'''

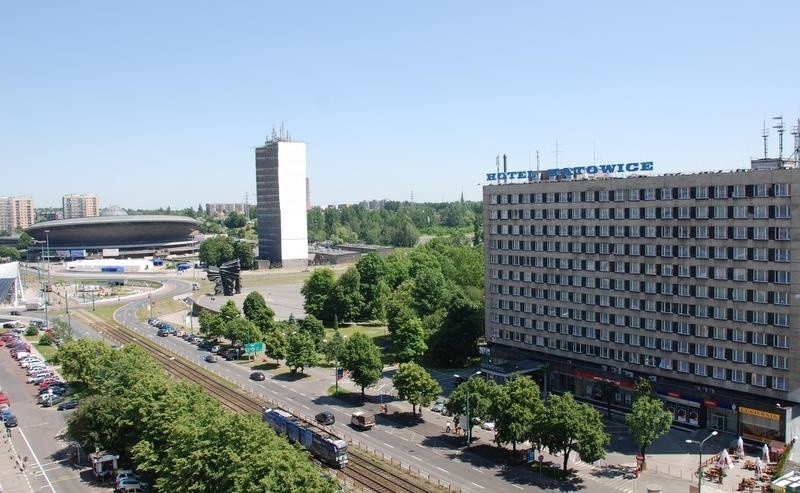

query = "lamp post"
(456, 370), (482, 446)
(686, 430), (718, 492)
(44, 230), (50, 329)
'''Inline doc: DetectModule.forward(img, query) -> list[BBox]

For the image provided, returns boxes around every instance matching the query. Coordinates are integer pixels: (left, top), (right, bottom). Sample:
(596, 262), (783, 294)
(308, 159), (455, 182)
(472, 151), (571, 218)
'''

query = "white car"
(480, 421), (496, 431)
(19, 358), (42, 368)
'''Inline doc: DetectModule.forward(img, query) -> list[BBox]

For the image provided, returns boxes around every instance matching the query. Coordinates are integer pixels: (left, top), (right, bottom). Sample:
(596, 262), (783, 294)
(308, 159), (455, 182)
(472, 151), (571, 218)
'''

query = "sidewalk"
(0, 427), (35, 493)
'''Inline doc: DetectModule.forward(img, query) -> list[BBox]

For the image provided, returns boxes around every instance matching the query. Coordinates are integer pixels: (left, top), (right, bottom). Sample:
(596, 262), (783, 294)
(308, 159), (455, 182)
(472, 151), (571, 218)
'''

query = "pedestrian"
(737, 436), (745, 456)
(446, 422), (451, 434)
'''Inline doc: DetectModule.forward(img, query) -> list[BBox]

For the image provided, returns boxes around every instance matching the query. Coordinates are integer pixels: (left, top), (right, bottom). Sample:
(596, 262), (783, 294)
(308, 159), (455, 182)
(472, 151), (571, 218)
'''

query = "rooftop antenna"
(790, 118), (800, 163)
(495, 155), (500, 183)
(762, 121), (769, 159)
(503, 154), (508, 183)
(536, 150), (540, 172)
(773, 116), (785, 163)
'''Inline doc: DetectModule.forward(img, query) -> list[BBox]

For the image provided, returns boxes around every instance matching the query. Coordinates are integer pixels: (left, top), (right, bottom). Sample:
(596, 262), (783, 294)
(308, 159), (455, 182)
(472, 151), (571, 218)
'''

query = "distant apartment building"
(62, 194), (99, 219)
(483, 161), (800, 445)
(358, 199), (387, 210)
(205, 203), (248, 218)
(35, 209), (63, 223)
(0, 196), (34, 233)
(255, 132), (309, 268)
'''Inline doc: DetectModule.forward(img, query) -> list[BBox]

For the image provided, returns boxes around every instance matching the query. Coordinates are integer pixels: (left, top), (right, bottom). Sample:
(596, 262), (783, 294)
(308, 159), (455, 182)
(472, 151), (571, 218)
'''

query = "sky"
(2, 1), (799, 209)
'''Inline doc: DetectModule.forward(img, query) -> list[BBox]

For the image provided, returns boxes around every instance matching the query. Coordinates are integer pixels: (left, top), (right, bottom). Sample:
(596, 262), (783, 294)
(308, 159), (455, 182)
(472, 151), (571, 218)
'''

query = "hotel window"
(732, 349), (746, 362)
(732, 184), (746, 198)
(753, 290), (768, 304)
(733, 309), (746, 322)
(775, 249), (791, 263)
(628, 189), (640, 201)
(645, 299), (657, 312)
(678, 187), (690, 199)
(774, 376), (787, 391)
(752, 311), (768, 325)
(662, 207), (674, 219)
(661, 187), (673, 200)
(645, 245), (657, 257)
(696, 246), (709, 259)
(775, 313), (789, 327)
(644, 318), (657, 331)
(752, 332), (766, 346)
(714, 206), (728, 219)
(645, 207), (656, 219)
(774, 183), (790, 196)
(733, 268), (747, 281)
(714, 225), (728, 239)
(695, 363), (707, 376)
(754, 248), (768, 261)
(629, 352), (640, 364)
(754, 227), (768, 240)
(676, 322), (689, 335)
(695, 186), (709, 199)
(774, 334), (789, 348)
(598, 191), (609, 202)
(612, 190), (624, 201)
(677, 226), (690, 238)
(776, 227), (790, 240)
(644, 188), (656, 200)
(754, 184), (769, 197)
(754, 205), (769, 218)
(752, 352), (767, 366)
(775, 271), (790, 284)
(678, 207), (691, 219)
(629, 280), (641, 292)
(629, 208), (641, 220)
(775, 205), (790, 218)
(677, 265), (691, 277)
(712, 326), (726, 340)
(696, 226), (709, 238)
(599, 226), (610, 237)
(733, 226), (747, 239)
(774, 355), (788, 370)
(696, 286), (708, 298)
(696, 206), (709, 219)
(713, 346), (726, 360)
(733, 247), (747, 260)
(695, 343), (708, 357)
(629, 334), (640, 346)
(614, 207), (626, 220)
(644, 226), (656, 238)
(714, 286), (727, 300)
(774, 292), (789, 305)
(677, 341), (689, 354)
(661, 264), (673, 276)
(733, 205), (747, 218)
(613, 243), (625, 255)
(677, 360), (690, 373)
(714, 247), (728, 260)
(732, 328), (746, 343)
(731, 370), (745, 383)
(660, 338), (672, 351)
(599, 209), (610, 220)
(713, 367), (726, 380)
(754, 270), (769, 283)
(660, 282), (673, 295)
(714, 185), (728, 198)
(712, 306), (726, 320)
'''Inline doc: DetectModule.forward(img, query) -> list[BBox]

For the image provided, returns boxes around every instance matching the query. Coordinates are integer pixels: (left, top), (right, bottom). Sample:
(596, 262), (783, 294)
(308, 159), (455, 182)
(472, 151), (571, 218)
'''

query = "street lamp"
(44, 230), (50, 329)
(455, 371), (482, 446)
(686, 430), (718, 492)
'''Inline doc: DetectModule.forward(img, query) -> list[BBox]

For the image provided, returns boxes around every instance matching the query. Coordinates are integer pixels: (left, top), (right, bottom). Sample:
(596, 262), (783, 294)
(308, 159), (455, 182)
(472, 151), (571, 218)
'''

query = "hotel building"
(483, 164), (800, 444)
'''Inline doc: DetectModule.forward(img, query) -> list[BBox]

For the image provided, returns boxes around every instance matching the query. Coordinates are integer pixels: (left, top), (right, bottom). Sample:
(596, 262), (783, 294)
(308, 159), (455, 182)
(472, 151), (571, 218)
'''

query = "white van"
(14, 351), (29, 361)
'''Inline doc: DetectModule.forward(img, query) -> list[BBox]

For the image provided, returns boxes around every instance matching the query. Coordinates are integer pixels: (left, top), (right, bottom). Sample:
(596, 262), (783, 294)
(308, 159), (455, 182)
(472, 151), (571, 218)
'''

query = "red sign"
(667, 391), (681, 398)
(703, 399), (717, 408)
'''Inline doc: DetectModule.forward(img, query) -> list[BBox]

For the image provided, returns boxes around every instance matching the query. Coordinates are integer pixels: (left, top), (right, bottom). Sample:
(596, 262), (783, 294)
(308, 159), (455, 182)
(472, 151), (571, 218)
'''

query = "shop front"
(703, 398), (738, 434)
(738, 405), (784, 443)
(660, 391), (702, 427)
(572, 370), (636, 411)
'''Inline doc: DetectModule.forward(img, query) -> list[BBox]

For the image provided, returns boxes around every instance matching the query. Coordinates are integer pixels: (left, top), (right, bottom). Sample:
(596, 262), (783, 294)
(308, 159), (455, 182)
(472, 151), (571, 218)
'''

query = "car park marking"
(302, 405), (309, 410)
(470, 482), (485, 489)
(280, 384), (287, 388)
(382, 442), (394, 449)
(298, 392), (306, 397)
(436, 466), (449, 474)
(511, 485), (524, 490)
(471, 467), (483, 473)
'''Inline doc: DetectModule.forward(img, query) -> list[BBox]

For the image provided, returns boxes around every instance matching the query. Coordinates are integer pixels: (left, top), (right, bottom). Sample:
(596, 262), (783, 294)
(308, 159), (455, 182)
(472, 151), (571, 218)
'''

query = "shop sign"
(667, 391), (681, 398)
(738, 406), (780, 421)
(703, 399), (717, 408)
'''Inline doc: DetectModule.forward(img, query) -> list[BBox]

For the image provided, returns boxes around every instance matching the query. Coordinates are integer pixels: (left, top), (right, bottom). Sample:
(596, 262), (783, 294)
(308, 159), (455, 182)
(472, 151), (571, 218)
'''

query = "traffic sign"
(244, 342), (264, 353)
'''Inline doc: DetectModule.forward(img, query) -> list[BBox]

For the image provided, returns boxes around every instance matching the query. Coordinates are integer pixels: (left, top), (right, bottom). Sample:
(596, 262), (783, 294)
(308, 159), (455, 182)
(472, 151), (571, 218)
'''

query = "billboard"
(70, 249), (87, 258)
(102, 248), (120, 257)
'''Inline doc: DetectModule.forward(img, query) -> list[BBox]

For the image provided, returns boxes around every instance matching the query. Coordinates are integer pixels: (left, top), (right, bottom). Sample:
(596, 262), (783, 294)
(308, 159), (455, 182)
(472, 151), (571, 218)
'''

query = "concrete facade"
(0, 196), (34, 233)
(483, 167), (800, 445)
(255, 139), (308, 268)
(62, 194), (99, 219)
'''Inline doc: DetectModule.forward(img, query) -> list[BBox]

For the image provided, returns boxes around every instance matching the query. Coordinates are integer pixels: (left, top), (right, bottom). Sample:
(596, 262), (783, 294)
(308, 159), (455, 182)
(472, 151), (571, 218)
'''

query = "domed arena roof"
(100, 205), (128, 216)
(26, 215), (200, 248)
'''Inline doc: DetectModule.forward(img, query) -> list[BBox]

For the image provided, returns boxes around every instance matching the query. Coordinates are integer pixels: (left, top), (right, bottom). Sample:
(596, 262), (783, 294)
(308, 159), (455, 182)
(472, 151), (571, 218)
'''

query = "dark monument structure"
(207, 259), (241, 296)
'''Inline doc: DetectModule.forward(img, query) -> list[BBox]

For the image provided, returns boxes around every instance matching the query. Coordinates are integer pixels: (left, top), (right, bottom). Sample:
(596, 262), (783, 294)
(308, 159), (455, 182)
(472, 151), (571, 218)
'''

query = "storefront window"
(740, 409), (783, 442)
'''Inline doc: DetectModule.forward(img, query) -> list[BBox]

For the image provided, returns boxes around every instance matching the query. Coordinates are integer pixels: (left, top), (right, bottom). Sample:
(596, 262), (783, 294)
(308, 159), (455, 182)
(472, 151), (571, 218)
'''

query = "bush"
(25, 326), (39, 337)
(39, 334), (54, 346)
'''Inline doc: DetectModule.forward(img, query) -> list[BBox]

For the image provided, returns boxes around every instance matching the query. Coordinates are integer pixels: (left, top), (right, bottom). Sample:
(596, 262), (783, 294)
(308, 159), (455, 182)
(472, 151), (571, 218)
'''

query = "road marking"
(436, 466), (449, 473)
(511, 484), (524, 490)
(280, 384), (287, 388)
(382, 442), (394, 449)
(411, 456), (422, 461)
(471, 482), (485, 489)
(19, 427), (56, 492)
(472, 467), (483, 473)
(299, 392), (307, 397)
(302, 405), (309, 410)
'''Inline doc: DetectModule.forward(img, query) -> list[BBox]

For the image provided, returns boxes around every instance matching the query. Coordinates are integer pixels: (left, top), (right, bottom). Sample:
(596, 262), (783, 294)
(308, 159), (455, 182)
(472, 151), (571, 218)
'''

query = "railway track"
(73, 310), (445, 493)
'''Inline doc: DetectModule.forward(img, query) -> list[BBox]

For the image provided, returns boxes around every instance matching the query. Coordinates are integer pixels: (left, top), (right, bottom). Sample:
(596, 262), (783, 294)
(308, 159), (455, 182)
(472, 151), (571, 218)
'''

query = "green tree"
(411, 266), (449, 316)
(224, 211), (247, 229)
(427, 289), (484, 367)
(199, 235), (235, 266)
(445, 377), (501, 442)
(199, 311), (225, 339)
(58, 339), (113, 386)
(50, 316), (74, 343)
(299, 315), (325, 350)
(301, 268), (336, 323)
(626, 394), (673, 466)
(0, 246), (20, 260)
(285, 331), (318, 373)
(339, 332), (383, 399)
(356, 253), (389, 321)
(538, 393), (610, 473)
(16, 232), (33, 250)
(493, 376), (543, 452)
(242, 291), (274, 324)
(332, 267), (364, 322)
(219, 300), (241, 322)
(323, 329), (345, 364)
(392, 362), (441, 416)
(263, 327), (289, 364)
(224, 317), (262, 346)
(233, 241), (255, 270)
(392, 317), (427, 363)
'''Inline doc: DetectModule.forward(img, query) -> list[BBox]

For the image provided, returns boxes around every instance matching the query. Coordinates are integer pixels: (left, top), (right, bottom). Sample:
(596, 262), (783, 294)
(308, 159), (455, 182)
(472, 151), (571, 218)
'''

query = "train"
(262, 408), (348, 468)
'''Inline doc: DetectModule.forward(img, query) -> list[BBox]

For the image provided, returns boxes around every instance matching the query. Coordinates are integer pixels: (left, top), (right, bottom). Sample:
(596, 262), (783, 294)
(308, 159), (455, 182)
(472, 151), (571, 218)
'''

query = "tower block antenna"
(773, 116), (785, 163)
(762, 121), (769, 159)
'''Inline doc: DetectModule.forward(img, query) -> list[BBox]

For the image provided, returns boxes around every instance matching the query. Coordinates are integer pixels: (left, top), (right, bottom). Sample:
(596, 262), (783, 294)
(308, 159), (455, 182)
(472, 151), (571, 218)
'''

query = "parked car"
(249, 371), (265, 381)
(116, 478), (148, 491)
(175, 330), (186, 338)
(210, 344), (221, 354)
(480, 421), (496, 431)
(156, 329), (167, 337)
(41, 394), (64, 407)
(204, 354), (218, 363)
(431, 398), (445, 413)
(3, 413), (17, 427)
(315, 411), (335, 425)
(115, 470), (139, 488)
(57, 399), (79, 411)
(222, 349), (240, 361)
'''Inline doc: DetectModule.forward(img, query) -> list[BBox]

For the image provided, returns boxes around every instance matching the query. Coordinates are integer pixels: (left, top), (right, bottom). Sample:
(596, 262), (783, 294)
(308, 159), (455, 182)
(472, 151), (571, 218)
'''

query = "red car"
(0, 393), (10, 406)
(39, 379), (64, 389)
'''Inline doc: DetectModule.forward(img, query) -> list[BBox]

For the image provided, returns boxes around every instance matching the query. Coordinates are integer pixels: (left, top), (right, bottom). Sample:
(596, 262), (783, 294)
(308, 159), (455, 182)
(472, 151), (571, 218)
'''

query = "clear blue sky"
(2, 1), (798, 209)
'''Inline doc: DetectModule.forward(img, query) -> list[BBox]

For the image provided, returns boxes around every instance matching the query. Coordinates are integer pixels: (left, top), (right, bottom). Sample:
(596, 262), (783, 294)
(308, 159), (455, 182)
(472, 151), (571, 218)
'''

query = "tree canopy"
(626, 392), (673, 465)
(538, 393), (610, 472)
(392, 363), (441, 416)
(339, 332), (383, 399)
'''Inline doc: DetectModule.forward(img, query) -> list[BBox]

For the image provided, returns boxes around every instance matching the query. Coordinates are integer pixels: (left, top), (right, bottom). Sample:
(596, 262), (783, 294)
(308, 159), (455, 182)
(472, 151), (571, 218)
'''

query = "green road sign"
(244, 342), (264, 353)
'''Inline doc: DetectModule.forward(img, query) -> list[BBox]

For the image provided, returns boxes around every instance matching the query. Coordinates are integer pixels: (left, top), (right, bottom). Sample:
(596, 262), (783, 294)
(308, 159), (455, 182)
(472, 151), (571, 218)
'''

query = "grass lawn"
(92, 304), (121, 322)
(136, 298), (188, 321)
(24, 335), (59, 362)
(324, 324), (394, 364)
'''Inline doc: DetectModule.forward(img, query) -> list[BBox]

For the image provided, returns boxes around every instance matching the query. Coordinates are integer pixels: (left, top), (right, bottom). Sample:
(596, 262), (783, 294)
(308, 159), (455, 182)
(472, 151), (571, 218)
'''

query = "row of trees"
(58, 339), (338, 492)
(307, 201), (482, 247)
(198, 235), (256, 269)
(301, 237), (484, 366)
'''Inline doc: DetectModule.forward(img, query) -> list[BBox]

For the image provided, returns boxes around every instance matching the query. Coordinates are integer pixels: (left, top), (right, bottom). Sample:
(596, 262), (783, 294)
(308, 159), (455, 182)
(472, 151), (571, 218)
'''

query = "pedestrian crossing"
(572, 459), (635, 493)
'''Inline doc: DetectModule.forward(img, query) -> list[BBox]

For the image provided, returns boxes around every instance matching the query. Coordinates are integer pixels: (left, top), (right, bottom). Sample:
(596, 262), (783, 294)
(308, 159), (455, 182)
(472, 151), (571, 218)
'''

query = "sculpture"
(206, 259), (241, 296)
